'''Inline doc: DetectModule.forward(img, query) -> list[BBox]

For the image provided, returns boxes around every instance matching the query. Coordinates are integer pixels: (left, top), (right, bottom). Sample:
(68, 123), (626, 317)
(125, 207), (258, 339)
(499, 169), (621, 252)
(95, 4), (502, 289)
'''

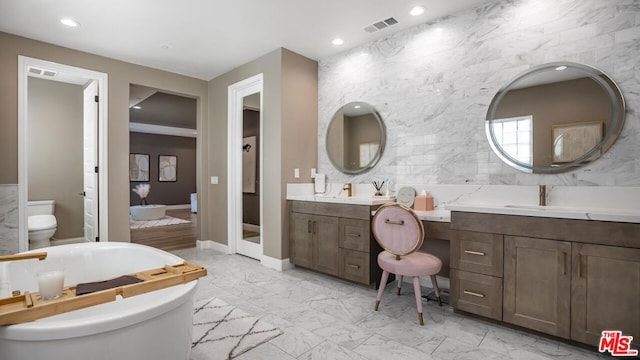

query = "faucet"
(539, 185), (546, 206)
(343, 183), (352, 197)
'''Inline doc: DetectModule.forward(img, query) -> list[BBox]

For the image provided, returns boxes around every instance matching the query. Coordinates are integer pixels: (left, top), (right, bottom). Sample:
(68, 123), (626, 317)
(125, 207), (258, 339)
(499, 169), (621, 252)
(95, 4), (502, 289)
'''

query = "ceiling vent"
(363, 17), (399, 33)
(28, 66), (57, 77)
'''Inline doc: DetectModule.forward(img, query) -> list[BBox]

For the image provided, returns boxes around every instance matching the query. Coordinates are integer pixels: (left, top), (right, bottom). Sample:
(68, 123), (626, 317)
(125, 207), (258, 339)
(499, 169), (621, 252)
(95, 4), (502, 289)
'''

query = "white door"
(83, 80), (99, 242)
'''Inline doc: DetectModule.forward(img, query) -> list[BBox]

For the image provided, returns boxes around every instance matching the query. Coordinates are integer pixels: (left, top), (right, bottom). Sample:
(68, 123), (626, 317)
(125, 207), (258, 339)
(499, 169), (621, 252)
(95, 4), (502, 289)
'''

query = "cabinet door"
(571, 243), (640, 348)
(313, 215), (340, 276)
(503, 236), (571, 339)
(289, 212), (314, 269)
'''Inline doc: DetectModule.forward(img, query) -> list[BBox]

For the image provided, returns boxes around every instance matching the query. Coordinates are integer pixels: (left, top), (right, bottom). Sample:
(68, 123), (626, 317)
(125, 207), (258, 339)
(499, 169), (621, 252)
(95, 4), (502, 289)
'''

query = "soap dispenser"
(414, 190), (434, 211)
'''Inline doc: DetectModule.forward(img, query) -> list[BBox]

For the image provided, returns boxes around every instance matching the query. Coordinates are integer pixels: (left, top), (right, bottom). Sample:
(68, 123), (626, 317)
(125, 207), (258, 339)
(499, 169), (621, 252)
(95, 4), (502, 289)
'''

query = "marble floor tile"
(174, 248), (608, 360)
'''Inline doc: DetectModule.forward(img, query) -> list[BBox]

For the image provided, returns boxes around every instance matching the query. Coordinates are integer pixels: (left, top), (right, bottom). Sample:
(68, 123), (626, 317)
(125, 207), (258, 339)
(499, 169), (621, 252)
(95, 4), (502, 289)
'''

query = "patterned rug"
(191, 298), (282, 360)
(129, 215), (191, 229)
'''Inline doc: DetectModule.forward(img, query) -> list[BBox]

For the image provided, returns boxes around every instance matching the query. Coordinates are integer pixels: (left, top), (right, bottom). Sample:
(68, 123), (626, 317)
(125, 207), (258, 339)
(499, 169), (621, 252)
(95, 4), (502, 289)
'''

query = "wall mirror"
(485, 62), (625, 173)
(326, 101), (386, 174)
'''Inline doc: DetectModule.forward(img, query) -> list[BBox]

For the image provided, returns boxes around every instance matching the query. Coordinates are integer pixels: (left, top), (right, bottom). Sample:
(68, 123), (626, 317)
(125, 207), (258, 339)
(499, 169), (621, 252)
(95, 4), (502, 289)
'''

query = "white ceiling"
(0, 0), (496, 80)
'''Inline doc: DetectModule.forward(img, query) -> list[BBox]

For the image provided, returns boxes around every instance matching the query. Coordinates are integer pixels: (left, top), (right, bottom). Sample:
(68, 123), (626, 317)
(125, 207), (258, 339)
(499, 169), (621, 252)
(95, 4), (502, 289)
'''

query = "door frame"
(18, 56), (109, 251)
(227, 73), (263, 259)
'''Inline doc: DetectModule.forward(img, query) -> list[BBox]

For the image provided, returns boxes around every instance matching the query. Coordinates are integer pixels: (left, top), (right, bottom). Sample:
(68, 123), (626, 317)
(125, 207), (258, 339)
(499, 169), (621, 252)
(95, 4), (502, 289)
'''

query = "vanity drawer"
(340, 249), (370, 284)
(450, 269), (502, 321)
(451, 231), (503, 277)
(339, 218), (370, 252)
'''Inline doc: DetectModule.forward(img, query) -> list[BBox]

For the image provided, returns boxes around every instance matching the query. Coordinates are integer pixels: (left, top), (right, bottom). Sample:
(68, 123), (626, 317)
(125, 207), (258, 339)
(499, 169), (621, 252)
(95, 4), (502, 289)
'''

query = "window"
(491, 115), (533, 165)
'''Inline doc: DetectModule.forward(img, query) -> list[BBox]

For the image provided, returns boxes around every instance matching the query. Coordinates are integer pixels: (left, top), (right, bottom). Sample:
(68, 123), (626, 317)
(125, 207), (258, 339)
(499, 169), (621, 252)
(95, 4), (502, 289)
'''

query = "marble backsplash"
(317, 0), (640, 186)
(0, 184), (19, 255)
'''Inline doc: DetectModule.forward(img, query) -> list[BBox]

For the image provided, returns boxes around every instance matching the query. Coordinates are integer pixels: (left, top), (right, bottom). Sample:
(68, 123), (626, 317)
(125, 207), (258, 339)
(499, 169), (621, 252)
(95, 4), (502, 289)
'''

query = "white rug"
(191, 298), (282, 360)
(129, 215), (191, 229)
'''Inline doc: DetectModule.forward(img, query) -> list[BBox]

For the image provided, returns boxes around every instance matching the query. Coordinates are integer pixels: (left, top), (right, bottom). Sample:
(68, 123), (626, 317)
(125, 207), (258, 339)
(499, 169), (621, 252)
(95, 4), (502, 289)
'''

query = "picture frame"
(158, 155), (177, 182)
(129, 153), (150, 181)
(551, 121), (603, 164)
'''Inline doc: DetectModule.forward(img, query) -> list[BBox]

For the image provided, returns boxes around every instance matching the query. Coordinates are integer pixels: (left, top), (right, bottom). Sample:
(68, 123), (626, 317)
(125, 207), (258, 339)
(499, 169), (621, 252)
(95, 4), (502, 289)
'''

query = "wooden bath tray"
(0, 262), (207, 326)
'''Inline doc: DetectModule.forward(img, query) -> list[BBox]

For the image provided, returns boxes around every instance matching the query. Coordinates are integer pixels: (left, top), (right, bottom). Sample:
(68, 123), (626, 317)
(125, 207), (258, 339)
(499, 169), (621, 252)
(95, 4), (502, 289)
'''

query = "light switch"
(294, 168), (300, 179)
(311, 168), (316, 178)
(210, 176), (218, 184)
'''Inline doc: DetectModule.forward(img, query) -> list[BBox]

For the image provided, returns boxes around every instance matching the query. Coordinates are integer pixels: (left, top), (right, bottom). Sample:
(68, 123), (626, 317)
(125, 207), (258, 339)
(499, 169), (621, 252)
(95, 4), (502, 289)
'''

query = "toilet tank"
(27, 200), (56, 216)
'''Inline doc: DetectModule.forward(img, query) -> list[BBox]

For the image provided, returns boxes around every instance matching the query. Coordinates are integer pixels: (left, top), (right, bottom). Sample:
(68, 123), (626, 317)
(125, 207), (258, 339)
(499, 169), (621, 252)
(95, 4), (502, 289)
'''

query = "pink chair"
(372, 203), (442, 325)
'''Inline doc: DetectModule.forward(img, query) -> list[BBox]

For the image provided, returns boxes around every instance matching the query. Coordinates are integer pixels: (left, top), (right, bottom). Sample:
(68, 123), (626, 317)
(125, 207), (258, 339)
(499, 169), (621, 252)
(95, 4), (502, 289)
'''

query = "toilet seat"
(28, 215), (57, 231)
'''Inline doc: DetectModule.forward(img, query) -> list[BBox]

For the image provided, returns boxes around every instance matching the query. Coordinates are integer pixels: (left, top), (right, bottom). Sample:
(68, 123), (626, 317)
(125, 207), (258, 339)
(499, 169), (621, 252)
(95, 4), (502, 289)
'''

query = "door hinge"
(94, 95), (99, 103)
(94, 166), (99, 173)
(95, 236), (99, 242)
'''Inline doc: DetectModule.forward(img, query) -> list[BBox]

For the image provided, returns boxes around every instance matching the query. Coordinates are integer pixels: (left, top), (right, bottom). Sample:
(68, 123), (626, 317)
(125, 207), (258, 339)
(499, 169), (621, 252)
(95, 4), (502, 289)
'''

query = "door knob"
(79, 192), (86, 196)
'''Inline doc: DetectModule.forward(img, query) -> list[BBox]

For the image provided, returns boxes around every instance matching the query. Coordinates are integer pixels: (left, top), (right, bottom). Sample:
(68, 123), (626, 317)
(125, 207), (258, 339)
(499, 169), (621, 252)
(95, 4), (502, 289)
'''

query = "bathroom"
(0, 0), (639, 358)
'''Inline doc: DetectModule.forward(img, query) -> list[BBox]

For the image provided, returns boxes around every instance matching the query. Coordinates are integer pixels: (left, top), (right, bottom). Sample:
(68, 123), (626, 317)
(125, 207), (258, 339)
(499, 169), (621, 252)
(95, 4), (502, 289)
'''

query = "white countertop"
(413, 210), (452, 222)
(447, 203), (640, 224)
(286, 194), (395, 206)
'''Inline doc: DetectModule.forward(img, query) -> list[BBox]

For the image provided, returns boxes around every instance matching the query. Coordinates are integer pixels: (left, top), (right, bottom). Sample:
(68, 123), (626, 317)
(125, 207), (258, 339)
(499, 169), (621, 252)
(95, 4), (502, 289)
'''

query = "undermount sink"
(503, 204), (580, 211)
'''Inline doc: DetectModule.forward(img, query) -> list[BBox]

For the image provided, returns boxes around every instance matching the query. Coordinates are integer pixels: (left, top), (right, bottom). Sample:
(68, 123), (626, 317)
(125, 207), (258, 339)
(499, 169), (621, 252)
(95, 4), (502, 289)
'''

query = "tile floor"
(172, 247), (610, 360)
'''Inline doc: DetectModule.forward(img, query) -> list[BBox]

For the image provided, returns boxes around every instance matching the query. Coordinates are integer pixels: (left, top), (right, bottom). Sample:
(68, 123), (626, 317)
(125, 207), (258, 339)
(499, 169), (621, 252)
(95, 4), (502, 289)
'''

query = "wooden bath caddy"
(0, 262), (207, 326)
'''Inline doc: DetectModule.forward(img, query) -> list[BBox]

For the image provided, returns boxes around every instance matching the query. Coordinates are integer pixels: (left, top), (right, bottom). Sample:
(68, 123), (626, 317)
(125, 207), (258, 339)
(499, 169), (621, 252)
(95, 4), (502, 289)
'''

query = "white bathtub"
(130, 204), (167, 221)
(0, 242), (199, 360)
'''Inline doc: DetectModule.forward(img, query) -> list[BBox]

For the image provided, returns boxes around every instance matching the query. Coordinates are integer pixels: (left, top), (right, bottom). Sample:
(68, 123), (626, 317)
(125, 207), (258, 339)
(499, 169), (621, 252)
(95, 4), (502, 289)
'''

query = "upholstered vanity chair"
(372, 203), (442, 325)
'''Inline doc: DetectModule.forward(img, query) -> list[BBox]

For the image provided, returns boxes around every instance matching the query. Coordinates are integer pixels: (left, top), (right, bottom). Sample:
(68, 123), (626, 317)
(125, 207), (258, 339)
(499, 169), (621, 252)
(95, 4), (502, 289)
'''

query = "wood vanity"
(449, 211), (640, 348)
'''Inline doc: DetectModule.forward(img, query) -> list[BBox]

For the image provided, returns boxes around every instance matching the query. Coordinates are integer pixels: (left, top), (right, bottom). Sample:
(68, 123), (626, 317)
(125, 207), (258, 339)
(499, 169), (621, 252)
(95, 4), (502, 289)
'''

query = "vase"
(140, 198), (148, 206)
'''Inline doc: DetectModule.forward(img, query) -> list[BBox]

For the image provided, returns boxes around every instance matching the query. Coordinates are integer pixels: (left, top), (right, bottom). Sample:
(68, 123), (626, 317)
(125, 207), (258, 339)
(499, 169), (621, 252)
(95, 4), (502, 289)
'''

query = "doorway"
(18, 56), (109, 251)
(228, 74), (263, 260)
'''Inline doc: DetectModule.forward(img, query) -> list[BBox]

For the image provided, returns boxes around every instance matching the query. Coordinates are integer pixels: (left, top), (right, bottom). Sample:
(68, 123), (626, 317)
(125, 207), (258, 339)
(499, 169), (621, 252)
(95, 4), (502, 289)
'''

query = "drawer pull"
(385, 219), (405, 225)
(348, 233), (361, 237)
(464, 250), (486, 256)
(463, 290), (485, 298)
(347, 264), (360, 269)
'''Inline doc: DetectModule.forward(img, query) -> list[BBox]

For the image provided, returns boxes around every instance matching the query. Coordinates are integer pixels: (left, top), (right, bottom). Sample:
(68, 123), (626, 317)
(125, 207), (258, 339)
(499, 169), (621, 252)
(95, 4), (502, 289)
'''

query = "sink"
(503, 204), (583, 212)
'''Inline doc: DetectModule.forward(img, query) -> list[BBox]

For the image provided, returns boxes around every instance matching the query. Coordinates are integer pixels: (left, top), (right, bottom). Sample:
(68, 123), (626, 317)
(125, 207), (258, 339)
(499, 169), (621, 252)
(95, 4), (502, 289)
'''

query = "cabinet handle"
(308, 220), (313, 234)
(347, 264), (360, 269)
(464, 250), (485, 256)
(313, 221), (317, 234)
(561, 252), (567, 275)
(577, 254), (582, 278)
(385, 219), (405, 225)
(348, 233), (361, 237)
(463, 290), (485, 298)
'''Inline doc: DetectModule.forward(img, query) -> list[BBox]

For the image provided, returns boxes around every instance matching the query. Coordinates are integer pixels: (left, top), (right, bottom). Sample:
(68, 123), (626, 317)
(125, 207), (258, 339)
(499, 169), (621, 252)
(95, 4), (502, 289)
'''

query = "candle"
(36, 270), (65, 300)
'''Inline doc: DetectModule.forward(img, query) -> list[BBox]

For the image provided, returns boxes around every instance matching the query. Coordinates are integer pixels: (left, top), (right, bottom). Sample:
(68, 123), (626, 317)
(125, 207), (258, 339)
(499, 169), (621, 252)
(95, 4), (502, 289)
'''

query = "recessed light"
(332, 38), (344, 46)
(410, 6), (425, 16)
(555, 66), (567, 71)
(354, 105), (361, 109)
(60, 18), (80, 27)
(133, 106), (142, 110)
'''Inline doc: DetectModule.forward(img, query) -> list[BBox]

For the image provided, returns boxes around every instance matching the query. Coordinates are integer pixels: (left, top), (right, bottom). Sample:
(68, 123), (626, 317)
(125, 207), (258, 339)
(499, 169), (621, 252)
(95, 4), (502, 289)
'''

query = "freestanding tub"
(130, 204), (167, 221)
(0, 242), (198, 360)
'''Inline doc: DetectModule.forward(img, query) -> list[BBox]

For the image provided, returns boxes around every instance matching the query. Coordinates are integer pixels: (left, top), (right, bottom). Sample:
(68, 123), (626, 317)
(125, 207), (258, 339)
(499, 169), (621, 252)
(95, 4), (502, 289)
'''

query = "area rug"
(129, 215), (191, 229)
(191, 298), (282, 360)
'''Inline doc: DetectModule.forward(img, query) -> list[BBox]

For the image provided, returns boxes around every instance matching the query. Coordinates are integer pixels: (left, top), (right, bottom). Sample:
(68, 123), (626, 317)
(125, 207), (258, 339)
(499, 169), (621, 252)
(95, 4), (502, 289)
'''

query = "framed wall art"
(158, 155), (177, 182)
(129, 153), (150, 181)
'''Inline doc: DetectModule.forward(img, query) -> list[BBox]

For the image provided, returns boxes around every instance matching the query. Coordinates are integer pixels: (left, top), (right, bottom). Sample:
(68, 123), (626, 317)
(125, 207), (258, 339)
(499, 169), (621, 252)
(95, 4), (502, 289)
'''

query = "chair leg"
(375, 270), (389, 311)
(397, 275), (403, 295)
(412, 277), (424, 326)
(430, 275), (442, 306)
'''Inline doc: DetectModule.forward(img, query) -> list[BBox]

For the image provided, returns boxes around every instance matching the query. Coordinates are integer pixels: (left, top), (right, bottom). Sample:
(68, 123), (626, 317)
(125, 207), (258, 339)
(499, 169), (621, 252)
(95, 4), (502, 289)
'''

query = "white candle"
(37, 270), (65, 300)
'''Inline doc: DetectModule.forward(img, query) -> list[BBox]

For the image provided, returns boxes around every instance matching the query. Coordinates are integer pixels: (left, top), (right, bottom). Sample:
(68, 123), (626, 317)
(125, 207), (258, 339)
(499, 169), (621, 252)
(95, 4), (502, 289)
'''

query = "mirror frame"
(326, 102), (386, 175)
(485, 62), (625, 173)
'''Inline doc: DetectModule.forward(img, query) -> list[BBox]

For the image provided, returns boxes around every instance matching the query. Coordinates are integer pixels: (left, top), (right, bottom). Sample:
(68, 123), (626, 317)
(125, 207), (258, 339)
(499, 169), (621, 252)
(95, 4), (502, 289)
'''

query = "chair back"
(371, 203), (424, 256)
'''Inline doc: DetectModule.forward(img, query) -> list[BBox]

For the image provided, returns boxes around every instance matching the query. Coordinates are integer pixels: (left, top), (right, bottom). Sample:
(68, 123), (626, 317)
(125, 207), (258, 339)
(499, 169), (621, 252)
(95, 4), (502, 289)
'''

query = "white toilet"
(28, 200), (57, 249)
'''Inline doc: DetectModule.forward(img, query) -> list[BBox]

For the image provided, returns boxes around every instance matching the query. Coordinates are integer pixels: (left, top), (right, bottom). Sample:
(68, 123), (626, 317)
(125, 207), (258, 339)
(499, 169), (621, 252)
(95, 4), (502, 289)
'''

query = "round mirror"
(326, 101), (386, 174)
(486, 62), (625, 173)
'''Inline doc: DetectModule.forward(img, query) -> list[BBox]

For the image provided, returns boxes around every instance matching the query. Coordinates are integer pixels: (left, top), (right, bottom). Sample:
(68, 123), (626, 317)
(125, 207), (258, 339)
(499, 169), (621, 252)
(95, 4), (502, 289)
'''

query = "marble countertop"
(447, 203), (640, 224)
(286, 194), (395, 206)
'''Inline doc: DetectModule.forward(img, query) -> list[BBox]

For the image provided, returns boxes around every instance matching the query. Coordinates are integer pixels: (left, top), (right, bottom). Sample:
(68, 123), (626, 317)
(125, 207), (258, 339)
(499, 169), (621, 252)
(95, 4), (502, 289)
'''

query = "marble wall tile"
(0, 185), (19, 255)
(318, 0), (640, 186)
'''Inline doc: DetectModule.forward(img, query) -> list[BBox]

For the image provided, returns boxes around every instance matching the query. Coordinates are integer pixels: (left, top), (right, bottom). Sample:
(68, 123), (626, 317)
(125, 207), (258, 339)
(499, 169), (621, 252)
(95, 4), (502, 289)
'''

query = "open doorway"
(128, 84), (199, 251)
(18, 57), (108, 251)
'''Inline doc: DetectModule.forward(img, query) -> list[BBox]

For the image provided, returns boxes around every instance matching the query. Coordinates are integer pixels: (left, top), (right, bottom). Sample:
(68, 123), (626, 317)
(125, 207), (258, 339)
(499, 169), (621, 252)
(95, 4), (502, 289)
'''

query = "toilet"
(27, 200), (57, 249)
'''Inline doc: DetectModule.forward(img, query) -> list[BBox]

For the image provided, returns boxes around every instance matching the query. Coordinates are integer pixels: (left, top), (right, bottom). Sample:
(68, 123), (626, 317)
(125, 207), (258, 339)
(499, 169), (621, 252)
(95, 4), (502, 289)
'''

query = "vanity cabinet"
(451, 211), (640, 348)
(288, 201), (383, 286)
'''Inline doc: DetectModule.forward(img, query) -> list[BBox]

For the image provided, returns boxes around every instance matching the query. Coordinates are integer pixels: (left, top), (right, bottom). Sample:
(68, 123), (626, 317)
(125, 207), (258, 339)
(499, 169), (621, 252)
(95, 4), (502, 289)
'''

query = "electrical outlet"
(311, 168), (316, 178)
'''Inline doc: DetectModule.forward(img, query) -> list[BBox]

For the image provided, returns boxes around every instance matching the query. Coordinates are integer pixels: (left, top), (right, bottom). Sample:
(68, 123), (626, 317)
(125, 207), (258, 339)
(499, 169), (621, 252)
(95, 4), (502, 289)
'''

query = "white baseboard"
(166, 204), (191, 210)
(242, 223), (260, 232)
(260, 255), (293, 272)
(51, 237), (85, 246)
(196, 240), (229, 254)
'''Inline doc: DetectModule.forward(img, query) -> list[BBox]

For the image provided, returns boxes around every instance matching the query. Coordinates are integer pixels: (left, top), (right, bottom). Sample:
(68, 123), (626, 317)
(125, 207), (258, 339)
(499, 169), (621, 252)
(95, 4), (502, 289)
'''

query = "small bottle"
(414, 190), (434, 211)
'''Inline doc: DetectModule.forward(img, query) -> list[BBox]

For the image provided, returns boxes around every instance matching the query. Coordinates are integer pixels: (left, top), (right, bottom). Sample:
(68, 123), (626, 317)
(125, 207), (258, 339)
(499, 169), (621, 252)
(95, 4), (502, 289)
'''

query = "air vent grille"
(28, 66), (57, 77)
(363, 17), (399, 33)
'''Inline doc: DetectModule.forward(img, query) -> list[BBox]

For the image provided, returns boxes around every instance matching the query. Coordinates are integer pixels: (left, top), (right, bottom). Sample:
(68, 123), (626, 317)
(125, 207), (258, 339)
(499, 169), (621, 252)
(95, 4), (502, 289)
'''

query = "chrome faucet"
(539, 185), (546, 206)
(343, 183), (352, 197)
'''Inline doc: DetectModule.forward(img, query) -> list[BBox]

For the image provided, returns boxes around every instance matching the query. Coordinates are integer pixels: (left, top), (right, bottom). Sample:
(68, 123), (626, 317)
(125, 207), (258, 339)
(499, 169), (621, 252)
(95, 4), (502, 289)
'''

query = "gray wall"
(318, 0), (640, 186)
(129, 132), (196, 206)
(28, 77), (84, 239)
